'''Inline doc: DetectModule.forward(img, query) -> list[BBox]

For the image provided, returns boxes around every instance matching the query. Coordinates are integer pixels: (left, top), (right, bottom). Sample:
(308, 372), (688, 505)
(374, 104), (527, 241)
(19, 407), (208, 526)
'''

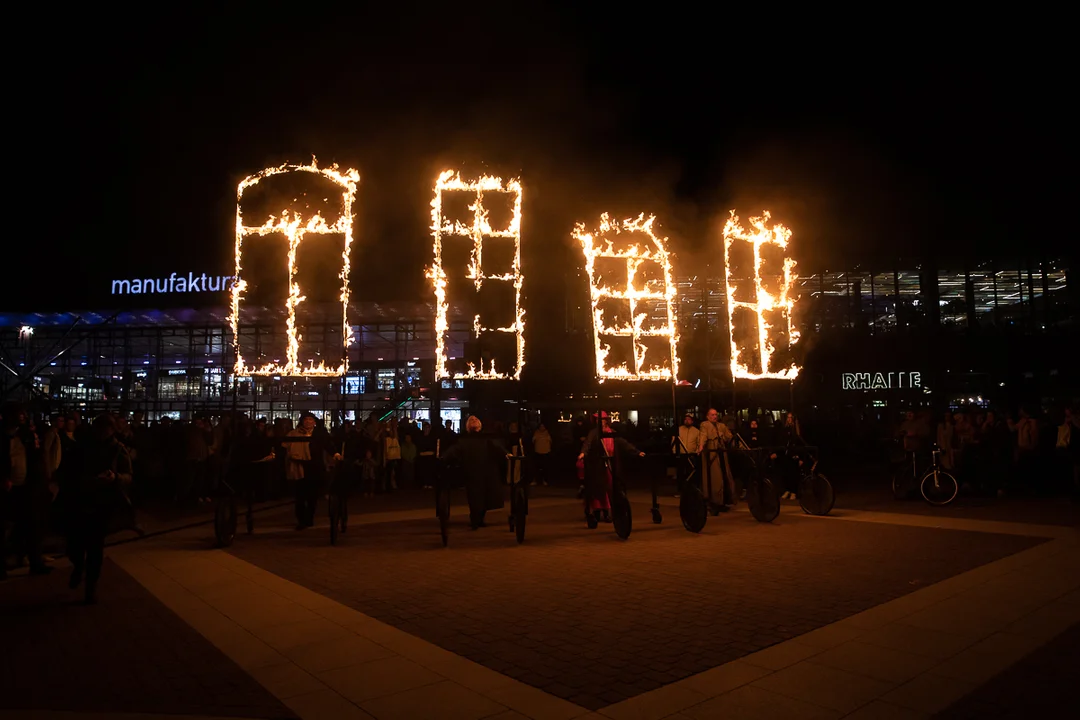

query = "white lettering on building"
(111, 273), (235, 295)
(842, 371), (922, 390)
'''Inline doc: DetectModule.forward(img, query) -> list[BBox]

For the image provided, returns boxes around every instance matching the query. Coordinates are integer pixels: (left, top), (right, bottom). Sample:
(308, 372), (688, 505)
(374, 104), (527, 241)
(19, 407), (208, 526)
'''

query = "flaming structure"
(573, 213), (680, 382)
(230, 158), (359, 377)
(722, 210), (800, 380)
(428, 170), (524, 381)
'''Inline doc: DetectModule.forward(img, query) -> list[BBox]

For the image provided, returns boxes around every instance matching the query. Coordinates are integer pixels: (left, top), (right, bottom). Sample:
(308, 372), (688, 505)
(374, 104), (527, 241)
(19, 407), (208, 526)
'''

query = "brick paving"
(0, 559), (297, 718)
(227, 500), (1046, 711)
(935, 623), (1080, 718)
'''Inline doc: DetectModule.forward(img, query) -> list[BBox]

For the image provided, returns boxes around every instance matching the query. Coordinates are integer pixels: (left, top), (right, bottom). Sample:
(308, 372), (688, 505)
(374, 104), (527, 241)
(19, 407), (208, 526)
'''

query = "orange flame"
(722, 210), (800, 380)
(573, 213), (680, 382)
(428, 170), (524, 381)
(230, 157), (359, 377)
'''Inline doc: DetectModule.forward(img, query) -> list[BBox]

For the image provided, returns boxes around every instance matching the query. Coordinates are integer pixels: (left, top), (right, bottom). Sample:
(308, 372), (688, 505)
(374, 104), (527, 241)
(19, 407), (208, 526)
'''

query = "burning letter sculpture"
(573, 213), (680, 382)
(230, 158), (360, 377)
(722, 210), (800, 380)
(428, 170), (525, 381)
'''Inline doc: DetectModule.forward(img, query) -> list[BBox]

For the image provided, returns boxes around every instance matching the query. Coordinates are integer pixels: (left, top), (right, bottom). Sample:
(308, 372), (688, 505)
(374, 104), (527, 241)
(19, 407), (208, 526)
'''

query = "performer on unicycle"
(699, 408), (736, 513)
(578, 411), (644, 525)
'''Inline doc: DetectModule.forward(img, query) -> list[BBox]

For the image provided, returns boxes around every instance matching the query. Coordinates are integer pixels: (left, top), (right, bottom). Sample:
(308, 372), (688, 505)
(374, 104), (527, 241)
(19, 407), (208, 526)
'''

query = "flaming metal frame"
(722, 210), (800, 380)
(574, 213), (680, 382)
(230, 158), (360, 377)
(428, 171), (524, 381)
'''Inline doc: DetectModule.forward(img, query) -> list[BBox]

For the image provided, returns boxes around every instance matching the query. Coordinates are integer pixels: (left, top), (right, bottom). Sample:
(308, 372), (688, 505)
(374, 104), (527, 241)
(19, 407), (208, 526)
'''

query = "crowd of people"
(896, 406), (1079, 497)
(5, 399), (1078, 601)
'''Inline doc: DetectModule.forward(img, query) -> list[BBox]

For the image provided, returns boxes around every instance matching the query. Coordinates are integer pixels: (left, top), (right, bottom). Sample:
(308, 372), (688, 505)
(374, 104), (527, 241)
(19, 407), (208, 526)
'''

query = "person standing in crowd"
(183, 417), (210, 503)
(1063, 406), (1079, 499)
(440, 415), (507, 529)
(43, 414), (64, 485)
(383, 418), (401, 493)
(443, 418), (458, 446)
(417, 422), (437, 490)
(699, 408), (735, 511)
(3, 406), (52, 578)
(360, 449), (379, 498)
(980, 410), (1011, 497)
(64, 413), (132, 604)
(775, 412), (807, 501)
(578, 411), (645, 525)
(1014, 407), (1040, 489)
(285, 413), (320, 530)
(530, 423), (552, 486)
(400, 432), (417, 489)
(672, 414), (700, 498)
(936, 411), (956, 471)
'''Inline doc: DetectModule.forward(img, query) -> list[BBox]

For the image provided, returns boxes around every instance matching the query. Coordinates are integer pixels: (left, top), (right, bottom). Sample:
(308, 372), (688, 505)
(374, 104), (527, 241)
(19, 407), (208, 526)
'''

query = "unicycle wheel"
(680, 487), (707, 533)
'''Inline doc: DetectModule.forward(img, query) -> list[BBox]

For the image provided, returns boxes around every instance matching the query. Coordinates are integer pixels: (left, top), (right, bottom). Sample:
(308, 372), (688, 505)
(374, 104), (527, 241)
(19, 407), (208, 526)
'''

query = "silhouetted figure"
(440, 416), (506, 529)
(65, 414), (132, 604)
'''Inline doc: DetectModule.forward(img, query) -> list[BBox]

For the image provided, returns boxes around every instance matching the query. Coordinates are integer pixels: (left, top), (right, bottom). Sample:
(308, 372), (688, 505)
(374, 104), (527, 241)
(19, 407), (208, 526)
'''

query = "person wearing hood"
(440, 415), (508, 529)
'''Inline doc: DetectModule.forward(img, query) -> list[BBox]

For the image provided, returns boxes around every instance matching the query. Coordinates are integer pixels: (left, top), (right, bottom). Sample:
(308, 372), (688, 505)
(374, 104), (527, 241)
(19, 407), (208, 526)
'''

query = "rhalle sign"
(842, 371), (922, 391)
(111, 272), (235, 295)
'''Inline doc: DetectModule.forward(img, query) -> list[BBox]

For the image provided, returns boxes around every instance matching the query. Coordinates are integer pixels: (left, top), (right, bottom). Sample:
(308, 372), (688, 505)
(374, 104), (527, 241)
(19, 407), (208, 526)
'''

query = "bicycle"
(327, 456), (352, 546)
(212, 476), (240, 548)
(790, 446), (835, 516)
(732, 436), (781, 524)
(434, 457), (455, 547)
(891, 442), (959, 506)
(506, 453), (528, 544)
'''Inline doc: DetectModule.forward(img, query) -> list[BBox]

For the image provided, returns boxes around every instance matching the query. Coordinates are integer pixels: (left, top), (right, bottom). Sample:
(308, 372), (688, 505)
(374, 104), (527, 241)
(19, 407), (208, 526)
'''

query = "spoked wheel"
(799, 472), (835, 516)
(329, 495), (341, 546)
(437, 486), (450, 547)
(214, 496), (237, 548)
(679, 484), (707, 533)
(512, 485), (527, 544)
(748, 476), (781, 523)
(612, 489), (632, 540)
(892, 471), (916, 501)
(920, 470), (959, 506)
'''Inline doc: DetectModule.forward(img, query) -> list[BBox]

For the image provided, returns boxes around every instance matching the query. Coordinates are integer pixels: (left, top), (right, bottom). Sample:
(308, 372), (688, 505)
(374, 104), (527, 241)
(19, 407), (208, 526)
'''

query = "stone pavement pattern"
(226, 500), (1045, 711)
(0, 557), (297, 719)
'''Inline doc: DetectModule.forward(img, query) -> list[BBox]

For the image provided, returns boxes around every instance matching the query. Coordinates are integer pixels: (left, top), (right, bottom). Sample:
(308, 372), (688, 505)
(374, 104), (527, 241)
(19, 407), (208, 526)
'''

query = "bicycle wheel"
(748, 476), (780, 523)
(214, 497), (237, 548)
(920, 470), (959, 506)
(513, 485), (527, 544)
(679, 484), (707, 533)
(612, 488), (632, 539)
(799, 472), (835, 516)
(329, 495), (340, 546)
(437, 486), (450, 547)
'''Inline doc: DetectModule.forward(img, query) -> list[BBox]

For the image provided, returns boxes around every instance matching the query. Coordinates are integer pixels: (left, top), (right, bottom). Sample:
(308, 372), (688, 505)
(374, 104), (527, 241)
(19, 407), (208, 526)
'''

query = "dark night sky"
(13, 7), (1072, 312)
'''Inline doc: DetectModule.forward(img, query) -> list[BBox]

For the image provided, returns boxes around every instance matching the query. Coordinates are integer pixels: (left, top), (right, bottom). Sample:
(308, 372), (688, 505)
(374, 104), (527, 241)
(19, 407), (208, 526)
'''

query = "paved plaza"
(2, 488), (1077, 719)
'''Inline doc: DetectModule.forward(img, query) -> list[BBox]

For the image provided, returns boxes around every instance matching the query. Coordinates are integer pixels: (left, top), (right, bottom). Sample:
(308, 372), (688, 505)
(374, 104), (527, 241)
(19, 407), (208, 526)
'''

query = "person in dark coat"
(578, 411), (645, 525)
(63, 413), (133, 604)
(440, 415), (508, 529)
